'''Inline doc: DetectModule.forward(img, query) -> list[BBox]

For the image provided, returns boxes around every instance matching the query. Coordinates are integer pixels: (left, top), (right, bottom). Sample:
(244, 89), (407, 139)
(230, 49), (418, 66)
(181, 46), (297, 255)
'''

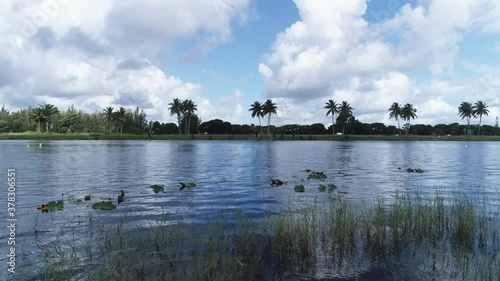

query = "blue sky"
(0, 0), (499, 126)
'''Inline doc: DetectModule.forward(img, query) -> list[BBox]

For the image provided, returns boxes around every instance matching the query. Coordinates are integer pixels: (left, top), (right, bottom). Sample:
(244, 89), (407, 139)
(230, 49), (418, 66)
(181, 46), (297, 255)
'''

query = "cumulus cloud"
(0, 0), (251, 123)
(259, 0), (500, 125)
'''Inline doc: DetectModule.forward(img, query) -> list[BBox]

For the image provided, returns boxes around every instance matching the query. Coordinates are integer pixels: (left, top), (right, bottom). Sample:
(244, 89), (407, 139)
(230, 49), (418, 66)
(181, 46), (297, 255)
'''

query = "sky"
(0, 0), (499, 127)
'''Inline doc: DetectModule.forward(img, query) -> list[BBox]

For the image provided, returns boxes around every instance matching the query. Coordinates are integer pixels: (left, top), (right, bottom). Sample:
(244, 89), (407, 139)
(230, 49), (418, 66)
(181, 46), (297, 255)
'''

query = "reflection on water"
(0, 140), (499, 279)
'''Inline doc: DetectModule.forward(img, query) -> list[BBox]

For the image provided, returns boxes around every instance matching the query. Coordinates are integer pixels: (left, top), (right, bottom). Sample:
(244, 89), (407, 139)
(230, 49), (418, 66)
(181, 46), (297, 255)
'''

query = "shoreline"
(1, 132), (500, 141)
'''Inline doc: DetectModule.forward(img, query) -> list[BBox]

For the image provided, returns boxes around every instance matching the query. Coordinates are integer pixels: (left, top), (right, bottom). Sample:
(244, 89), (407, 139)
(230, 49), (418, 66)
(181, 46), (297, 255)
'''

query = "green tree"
(262, 99), (278, 135)
(458, 102), (475, 135)
(388, 102), (403, 135)
(473, 101), (489, 135)
(168, 98), (183, 134)
(29, 107), (46, 133)
(113, 107), (127, 134)
(41, 103), (59, 133)
(249, 101), (264, 135)
(401, 103), (417, 135)
(182, 99), (197, 134)
(336, 101), (353, 134)
(103, 107), (115, 133)
(324, 99), (340, 136)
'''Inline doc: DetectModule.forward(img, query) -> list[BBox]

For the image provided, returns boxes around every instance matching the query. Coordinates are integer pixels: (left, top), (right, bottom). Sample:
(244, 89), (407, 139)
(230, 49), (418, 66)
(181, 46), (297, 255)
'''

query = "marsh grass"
(35, 193), (500, 281)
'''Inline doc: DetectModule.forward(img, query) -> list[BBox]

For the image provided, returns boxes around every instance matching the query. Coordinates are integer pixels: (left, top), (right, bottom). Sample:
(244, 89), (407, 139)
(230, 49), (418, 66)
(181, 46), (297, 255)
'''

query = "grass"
(25, 193), (500, 281)
(1, 131), (500, 141)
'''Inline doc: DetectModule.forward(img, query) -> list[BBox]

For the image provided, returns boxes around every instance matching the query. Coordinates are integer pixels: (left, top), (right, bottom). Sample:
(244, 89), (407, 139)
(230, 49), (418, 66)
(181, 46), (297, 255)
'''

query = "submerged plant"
(118, 190), (125, 204)
(407, 168), (425, 173)
(150, 184), (165, 193)
(294, 185), (305, 192)
(270, 179), (287, 186)
(319, 184), (327, 192)
(91, 201), (117, 210)
(179, 182), (197, 190)
(306, 170), (327, 180)
(328, 184), (337, 192)
(37, 200), (64, 212)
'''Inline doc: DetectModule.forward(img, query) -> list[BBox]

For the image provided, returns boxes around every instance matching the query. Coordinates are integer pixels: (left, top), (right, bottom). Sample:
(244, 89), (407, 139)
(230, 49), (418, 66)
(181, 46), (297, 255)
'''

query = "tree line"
(0, 98), (497, 136)
(0, 104), (148, 134)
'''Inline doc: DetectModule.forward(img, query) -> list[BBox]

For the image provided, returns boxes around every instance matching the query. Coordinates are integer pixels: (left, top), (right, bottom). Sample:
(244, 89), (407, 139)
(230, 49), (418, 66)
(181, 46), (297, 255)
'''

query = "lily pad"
(150, 184), (165, 193)
(306, 171), (327, 180)
(407, 168), (425, 173)
(84, 195), (94, 201)
(294, 185), (305, 193)
(270, 179), (287, 186)
(318, 184), (327, 192)
(92, 201), (117, 210)
(327, 184), (337, 192)
(73, 199), (84, 204)
(179, 182), (197, 190)
(37, 200), (64, 212)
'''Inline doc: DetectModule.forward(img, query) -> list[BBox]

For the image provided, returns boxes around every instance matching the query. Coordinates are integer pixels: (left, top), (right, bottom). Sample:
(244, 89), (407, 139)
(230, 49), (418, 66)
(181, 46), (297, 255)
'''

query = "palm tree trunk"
(37, 119), (41, 133)
(46, 121), (49, 133)
(397, 118), (400, 135)
(478, 116), (482, 136)
(258, 116), (263, 135)
(177, 114), (182, 134)
(267, 114), (271, 135)
(188, 115), (191, 134)
(332, 115), (335, 136)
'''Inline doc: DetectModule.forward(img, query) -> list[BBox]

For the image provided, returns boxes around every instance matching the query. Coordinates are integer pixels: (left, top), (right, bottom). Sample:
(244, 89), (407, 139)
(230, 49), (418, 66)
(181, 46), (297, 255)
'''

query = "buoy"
(39, 143), (42, 148)
(465, 144), (468, 148)
(27, 144), (30, 148)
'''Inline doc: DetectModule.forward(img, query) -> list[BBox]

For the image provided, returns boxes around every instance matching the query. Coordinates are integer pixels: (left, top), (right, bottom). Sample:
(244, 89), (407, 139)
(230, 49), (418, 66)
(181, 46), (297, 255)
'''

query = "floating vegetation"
(407, 168), (425, 173)
(72, 199), (84, 204)
(118, 190), (125, 204)
(319, 183), (337, 192)
(91, 201), (117, 210)
(270, 179), (287, 186)
(36, 200), (64, 212)
(179, 182), (197, 190)
(294, 185), (305, 192)
(306, 170), (327, 180)
(150, 184), (165, 193)
(327, 184), (337, 191)
(84, 195), (94, 201)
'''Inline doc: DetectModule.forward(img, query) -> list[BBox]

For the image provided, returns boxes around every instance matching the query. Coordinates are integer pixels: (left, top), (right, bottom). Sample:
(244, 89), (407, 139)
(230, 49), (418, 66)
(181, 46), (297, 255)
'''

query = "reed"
(33, 193), (500, 281)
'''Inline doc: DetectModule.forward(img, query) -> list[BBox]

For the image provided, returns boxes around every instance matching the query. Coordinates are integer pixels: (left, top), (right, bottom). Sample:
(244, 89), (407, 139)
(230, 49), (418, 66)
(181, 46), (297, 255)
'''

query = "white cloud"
(258, 63), (273, 79)
(259, 0), (500, 125)
(0, 0), (251, 124)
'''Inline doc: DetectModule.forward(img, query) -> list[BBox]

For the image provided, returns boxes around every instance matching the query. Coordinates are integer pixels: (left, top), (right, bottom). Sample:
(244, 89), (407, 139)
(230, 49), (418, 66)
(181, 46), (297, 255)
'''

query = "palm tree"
(41, 104), (59, 133)
(262, 99), (278, 135)
(336, 101), (353, 134)
(473, 101), (489, 136)
(113, 107), (127, 134)
(29, 107), (46, 133)
(103, 107), (114, 133)
(401, 103), (417, 135)
(388, 102), (403, 135)
(168, 98), (183, 134)
(324, 100), (340, 136)
(249, 101), (264, 135)
(458, 102), (474, 134)
(182, 99), (197, 134)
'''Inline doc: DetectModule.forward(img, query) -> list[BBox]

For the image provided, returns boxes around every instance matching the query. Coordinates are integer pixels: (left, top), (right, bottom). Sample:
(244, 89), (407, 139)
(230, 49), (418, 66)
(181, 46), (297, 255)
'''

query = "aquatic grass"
(34, 193), (500, 281)
(322, 198), (358, 255)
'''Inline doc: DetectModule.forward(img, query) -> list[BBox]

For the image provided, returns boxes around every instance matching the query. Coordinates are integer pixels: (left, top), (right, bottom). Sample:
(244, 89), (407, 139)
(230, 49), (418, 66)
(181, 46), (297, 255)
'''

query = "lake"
(1, 140), (499, 280)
